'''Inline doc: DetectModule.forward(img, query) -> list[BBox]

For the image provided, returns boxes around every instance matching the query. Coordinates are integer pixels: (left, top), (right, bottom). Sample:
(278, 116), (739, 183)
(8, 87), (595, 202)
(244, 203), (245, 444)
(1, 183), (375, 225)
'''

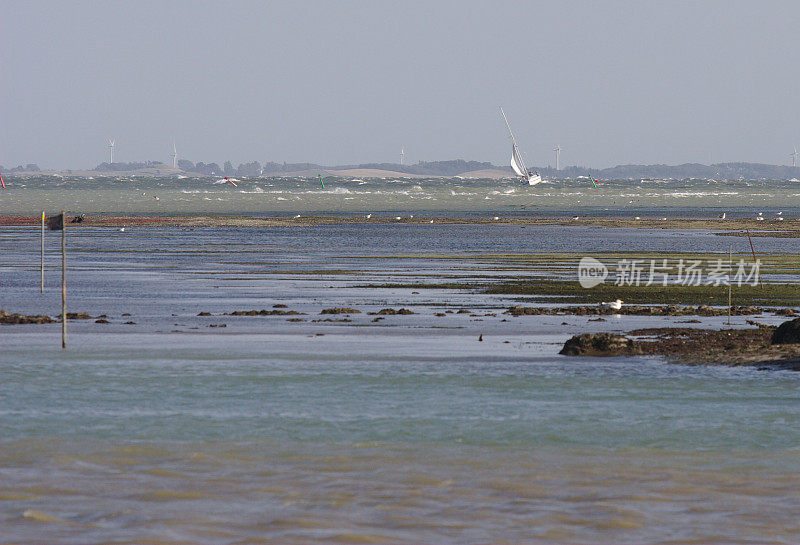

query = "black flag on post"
(46, 213), (64, 230)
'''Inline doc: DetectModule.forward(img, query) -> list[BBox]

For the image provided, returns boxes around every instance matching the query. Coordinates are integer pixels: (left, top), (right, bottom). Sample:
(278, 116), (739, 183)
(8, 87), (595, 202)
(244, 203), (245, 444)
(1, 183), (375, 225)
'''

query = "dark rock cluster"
(0, 310), (56, 324)
(507, 304), (770, 317)
(320, 308), (360, 314)
(772, 318), (800, 345)
(559, 333), (643, 356)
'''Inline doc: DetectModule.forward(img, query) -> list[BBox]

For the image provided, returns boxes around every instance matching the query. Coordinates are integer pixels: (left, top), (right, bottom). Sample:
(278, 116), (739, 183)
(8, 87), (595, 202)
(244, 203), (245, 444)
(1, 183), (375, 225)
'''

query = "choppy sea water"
(2, 222), (800, 543)
(2, 175), (800, 216)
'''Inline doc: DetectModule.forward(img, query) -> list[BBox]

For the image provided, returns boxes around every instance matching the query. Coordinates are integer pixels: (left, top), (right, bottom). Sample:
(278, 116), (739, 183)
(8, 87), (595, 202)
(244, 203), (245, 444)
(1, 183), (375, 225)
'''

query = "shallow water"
(2, 224), (799, 543)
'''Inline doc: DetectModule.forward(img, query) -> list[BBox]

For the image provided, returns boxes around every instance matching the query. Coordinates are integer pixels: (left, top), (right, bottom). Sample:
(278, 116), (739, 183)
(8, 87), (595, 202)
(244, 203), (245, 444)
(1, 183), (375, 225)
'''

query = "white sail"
(510, 144), (525, 177)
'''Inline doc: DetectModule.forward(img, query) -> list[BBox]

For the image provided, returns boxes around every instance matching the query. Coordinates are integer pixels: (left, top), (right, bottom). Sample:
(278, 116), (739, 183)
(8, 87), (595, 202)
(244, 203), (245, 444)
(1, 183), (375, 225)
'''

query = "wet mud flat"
(2, 213), (800, 236)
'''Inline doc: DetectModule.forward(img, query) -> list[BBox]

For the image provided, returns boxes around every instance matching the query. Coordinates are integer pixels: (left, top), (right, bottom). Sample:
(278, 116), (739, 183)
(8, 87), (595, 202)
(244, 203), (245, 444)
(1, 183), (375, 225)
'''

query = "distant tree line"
(177, 160), (262, 176)
(1, 163), (40, 172)
(257, 159), (496, 176)
(94, 161), (165, 171)
(579, 162), (800, 180)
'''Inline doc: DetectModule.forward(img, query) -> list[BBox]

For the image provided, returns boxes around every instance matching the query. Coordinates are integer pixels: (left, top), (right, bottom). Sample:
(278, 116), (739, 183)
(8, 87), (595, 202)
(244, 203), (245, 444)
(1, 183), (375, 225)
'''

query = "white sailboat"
(500, 107), (542, 186)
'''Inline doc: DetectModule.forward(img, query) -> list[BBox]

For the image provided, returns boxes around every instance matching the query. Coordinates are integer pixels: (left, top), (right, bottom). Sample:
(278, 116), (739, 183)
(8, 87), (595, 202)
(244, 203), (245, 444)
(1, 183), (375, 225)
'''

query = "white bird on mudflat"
(366, 214), (372, 219)
(119, 227), (125, 232)
(572, 216), (580, 220)
(493, 216), (500, 221)
(429, 219), (434, 223)
(395, 216), (402, 220)
(756, 214), (764, 221)
(294, 214), (301, 218)
(718, 213), (726, 220)
(599, 299), (623, 311)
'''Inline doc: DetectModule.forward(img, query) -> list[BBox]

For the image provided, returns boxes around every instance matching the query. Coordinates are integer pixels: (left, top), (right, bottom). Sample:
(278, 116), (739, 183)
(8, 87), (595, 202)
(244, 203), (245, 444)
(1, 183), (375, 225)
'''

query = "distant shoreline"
(4, 160), (800, 180)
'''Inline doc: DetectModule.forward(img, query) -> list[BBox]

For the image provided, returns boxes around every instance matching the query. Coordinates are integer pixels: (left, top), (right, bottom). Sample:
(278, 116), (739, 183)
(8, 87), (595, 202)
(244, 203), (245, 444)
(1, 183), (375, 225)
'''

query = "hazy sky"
(2, 0), (799, 169)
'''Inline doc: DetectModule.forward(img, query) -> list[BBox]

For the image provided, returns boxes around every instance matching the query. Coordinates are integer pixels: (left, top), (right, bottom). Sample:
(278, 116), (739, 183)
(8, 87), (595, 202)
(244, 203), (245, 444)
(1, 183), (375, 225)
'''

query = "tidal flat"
(2, 220), (800, 544)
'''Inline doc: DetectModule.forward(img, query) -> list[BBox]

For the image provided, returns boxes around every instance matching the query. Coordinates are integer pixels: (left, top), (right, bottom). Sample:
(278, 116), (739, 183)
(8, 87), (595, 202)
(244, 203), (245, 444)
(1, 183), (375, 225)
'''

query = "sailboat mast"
(500, 107), (518, 147)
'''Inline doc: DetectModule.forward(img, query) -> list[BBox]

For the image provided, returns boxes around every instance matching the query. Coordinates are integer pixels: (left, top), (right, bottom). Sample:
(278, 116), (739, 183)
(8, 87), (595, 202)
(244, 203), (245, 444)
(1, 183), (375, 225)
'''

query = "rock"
(226, 309), (302, 316)
(66, 312), (92, 320)
(0, 310), (56, 324)
(273, 304), (288, 308)
(771, 318), (800, 345)
(775, 308), (798, 317)
(559, 333), (643, 357)
(197, 312), (212, 316)
(506, 306), (542, 316)
(94, 319), (110, 324)
(320, 308), (360, 314)
(696, 305), (715, 316)
(746, 319), (770, 329)
(374, 308), (415, 315)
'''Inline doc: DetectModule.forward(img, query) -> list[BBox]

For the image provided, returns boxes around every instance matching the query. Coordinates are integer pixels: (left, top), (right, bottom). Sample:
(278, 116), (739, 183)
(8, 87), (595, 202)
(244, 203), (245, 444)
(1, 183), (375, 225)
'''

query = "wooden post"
(41, 211), (45, 293)
(727, 245), (732, 325)
(745, 228), (763, 289)
(61, 210), (66, 349)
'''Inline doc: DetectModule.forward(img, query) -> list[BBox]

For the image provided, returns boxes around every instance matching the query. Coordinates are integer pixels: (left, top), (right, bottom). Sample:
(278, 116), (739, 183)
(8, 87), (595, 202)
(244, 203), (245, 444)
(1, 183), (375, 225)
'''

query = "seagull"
(366, 214), (372, 219)
(634, 216), (641, 220)
(756, 214), (764, 221)
(395, 216), (402, 220)
(429, 219), (434, 223)
(119, 227), (125, 232)
(493, 216), (500, 221)
(718, 213), (726, 220)
(294, 214), (301, 218)
(409, 215), (414, 219)
(572, 216), (580, 220)
(153, 196), (159, 200)
(599, 299), (623, 311)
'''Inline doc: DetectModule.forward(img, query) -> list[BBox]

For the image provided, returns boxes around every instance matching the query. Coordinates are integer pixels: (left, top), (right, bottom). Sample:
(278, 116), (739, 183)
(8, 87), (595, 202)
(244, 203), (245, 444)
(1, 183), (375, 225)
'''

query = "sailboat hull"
(526, 174), (542, 185)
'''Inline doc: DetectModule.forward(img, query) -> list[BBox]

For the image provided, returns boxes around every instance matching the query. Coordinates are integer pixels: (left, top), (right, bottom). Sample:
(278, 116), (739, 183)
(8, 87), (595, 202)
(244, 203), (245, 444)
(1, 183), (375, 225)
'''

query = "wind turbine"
(791, 145), (798, 167)
(553, 145), (562, 171)
(400, 147), (405, 166)
(171, 141), (178, 168)
(108, 139), (115, 164)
